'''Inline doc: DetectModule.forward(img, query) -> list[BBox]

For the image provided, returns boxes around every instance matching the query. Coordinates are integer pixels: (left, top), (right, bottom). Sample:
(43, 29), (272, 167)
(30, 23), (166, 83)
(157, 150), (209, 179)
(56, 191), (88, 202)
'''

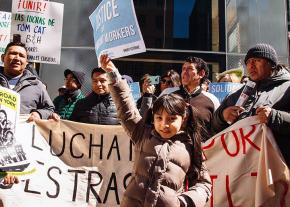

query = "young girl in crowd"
(100, 54), (211, 207)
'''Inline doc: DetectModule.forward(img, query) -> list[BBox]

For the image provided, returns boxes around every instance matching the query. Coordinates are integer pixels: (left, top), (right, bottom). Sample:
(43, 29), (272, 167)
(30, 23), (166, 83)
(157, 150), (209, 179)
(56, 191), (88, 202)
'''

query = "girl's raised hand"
(100, 54), (117, 73)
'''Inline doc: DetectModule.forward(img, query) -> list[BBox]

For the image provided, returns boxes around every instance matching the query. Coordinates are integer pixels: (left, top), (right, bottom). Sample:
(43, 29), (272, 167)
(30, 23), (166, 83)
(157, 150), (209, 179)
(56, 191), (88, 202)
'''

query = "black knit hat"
(64, 69), (85, 86)
(244, 43), (278, 66)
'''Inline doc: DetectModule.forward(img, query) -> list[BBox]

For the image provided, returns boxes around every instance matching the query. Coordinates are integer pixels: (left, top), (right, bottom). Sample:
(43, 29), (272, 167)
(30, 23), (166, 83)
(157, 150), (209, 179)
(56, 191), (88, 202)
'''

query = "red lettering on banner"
(250, 172), (257, 177)
(209, 171), (288, 206)
(221, 131), (240, 157)
(209, 124), (260, 157)
(202, 138), (215, 150)
(239, 125), (260, 153)
(210, 174), (258, 207)
(209, 175), (218, 207)
(226, 175), (242, 207)
(0, 34), (8, 42)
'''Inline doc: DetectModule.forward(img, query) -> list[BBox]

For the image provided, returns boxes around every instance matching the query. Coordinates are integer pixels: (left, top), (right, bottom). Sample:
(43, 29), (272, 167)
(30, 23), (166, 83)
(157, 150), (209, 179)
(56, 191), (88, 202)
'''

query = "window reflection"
(134, 0), (222, 51)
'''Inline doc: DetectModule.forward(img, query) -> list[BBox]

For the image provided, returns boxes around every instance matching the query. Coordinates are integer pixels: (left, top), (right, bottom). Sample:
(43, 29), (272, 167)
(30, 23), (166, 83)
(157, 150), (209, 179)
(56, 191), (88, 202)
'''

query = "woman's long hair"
(144, 93), (203, 179)
(155, 70), (181, 96)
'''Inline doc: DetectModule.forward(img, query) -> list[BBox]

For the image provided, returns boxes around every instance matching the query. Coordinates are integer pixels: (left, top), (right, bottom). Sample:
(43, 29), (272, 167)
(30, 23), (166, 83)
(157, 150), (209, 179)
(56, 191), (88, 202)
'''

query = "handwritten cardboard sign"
(11, 0), (64, 64)
(0, 11), (11, 66)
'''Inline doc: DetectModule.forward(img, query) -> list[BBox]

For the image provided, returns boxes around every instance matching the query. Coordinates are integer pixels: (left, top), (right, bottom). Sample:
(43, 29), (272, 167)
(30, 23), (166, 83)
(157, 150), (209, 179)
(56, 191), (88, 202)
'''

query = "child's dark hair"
(144, 93), (203, 179)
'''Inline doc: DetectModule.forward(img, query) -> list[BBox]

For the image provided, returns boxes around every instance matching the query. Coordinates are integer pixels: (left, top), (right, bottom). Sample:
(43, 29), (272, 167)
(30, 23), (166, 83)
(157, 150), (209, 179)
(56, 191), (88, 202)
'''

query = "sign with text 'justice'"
(89, 0), (146, 63)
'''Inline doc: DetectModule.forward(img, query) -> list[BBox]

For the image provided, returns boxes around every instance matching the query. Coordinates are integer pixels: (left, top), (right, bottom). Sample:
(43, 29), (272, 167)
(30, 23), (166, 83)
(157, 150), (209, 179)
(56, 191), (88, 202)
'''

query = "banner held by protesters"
(203, 116), (290, 207)
(0, 117), (289, 206)
(0, 120), (134, 206)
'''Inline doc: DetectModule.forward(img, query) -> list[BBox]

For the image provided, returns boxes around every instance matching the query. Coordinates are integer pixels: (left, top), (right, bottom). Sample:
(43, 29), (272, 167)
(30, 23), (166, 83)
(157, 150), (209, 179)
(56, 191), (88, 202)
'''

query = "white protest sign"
(0, 12), (11, 66)
(11, 0), (64, 64)
(0, 92), (37, 184)
(89, 0), (146, 61)
(0, 87), (20, 146)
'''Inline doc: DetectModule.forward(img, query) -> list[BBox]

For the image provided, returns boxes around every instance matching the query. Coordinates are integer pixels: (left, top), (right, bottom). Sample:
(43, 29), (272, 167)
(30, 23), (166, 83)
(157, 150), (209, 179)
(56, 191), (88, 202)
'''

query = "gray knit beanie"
(244, 43), (278, 66)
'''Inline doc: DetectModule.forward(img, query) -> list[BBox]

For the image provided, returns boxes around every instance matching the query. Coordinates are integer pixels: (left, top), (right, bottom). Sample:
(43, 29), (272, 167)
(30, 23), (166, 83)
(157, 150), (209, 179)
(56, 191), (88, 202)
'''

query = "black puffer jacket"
(69, 92), (119, 125)
(0, 67), (54, 119)
(212, 68), (290, 167)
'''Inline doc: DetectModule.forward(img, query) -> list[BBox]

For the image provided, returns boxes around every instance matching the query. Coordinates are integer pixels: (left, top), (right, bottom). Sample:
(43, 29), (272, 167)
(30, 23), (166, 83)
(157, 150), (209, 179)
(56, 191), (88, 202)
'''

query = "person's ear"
(198, 69), (206, 78)
(1, 54), (4, 63)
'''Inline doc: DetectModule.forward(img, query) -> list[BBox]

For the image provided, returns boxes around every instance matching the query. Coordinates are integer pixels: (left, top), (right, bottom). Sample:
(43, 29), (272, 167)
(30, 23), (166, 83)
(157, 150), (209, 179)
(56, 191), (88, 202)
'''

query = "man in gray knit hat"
(211, 43), (290, 167)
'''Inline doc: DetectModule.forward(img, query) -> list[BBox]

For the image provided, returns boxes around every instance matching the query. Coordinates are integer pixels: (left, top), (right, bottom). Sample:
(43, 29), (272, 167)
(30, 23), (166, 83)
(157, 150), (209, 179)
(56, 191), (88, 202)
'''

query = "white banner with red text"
(0, 117), (288, 206)
(203, 116), (290, 207)
(0, 119), (133, 207)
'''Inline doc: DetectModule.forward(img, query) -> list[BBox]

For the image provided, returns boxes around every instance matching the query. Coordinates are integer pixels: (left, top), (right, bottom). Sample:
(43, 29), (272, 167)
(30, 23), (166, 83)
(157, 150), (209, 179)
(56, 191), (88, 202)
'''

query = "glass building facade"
(0, 0), (288, 98)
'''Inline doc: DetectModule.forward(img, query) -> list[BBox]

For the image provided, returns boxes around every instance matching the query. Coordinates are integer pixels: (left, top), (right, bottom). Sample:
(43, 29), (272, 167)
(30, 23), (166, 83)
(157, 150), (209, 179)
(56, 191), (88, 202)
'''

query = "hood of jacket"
(257, 68), (290, 90)
(0, 66), (39, 89)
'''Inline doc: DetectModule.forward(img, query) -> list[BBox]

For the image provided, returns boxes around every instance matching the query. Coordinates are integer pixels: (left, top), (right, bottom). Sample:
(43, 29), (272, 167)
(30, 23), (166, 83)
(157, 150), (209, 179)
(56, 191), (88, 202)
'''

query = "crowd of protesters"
(0, 40), (290, 206)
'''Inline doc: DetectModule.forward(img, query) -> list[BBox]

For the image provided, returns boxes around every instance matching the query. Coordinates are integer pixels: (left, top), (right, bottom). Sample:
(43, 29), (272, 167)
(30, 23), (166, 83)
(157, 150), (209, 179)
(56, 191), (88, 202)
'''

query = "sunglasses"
(160, 79), (172, 85)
